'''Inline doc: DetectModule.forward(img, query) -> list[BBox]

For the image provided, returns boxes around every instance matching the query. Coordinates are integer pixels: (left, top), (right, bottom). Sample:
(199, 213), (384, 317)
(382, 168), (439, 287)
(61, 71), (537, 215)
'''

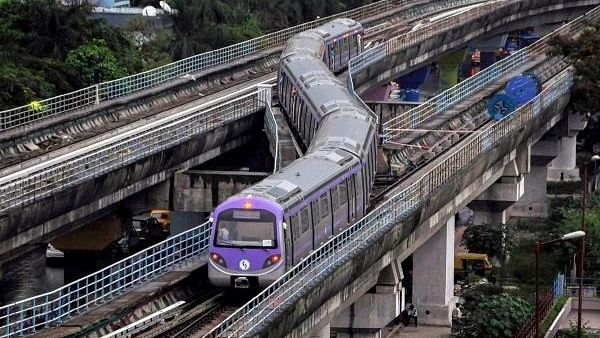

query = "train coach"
(208, 17), (376, 289)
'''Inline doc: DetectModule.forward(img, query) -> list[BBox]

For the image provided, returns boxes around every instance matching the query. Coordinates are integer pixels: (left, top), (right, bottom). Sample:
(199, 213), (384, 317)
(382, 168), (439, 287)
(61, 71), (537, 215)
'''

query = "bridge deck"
(30, 258), (207, 338)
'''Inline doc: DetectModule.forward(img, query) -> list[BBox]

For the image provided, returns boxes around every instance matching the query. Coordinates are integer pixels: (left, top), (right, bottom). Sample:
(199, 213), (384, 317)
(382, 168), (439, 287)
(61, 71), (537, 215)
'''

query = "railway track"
(136, 291), (252, 338)
(368, 56), (570, 209)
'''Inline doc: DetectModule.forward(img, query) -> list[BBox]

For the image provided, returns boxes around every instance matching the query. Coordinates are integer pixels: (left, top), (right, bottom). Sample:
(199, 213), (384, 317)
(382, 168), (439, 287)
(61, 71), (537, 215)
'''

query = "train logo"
(239, 259), (250, 271)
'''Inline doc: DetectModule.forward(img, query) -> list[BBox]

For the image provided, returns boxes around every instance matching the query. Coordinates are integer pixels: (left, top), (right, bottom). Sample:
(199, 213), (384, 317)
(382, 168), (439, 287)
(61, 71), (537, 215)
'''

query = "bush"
(457, 290), (532, 338)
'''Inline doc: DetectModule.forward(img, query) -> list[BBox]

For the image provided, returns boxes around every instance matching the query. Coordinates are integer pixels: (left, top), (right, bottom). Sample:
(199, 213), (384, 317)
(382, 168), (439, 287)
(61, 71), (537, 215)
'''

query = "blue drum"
(487, 93), (516, 121)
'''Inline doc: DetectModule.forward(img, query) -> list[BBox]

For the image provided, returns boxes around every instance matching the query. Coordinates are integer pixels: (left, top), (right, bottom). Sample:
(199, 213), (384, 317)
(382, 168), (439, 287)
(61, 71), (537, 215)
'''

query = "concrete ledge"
(544, 297), (573, 338)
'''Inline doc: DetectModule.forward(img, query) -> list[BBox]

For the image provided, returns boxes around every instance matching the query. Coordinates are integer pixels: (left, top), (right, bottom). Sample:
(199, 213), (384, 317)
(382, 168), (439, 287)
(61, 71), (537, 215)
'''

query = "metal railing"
(378, 3), (600, 143)
(0, 82), (274, 213)
(564, 278), (600, 299)
(0, 222), (211, 338)
(0, 0), (421, 133)
(263, 97), (281, 174)
(514, 274), (565, 338)
(204, 59), (576, 338)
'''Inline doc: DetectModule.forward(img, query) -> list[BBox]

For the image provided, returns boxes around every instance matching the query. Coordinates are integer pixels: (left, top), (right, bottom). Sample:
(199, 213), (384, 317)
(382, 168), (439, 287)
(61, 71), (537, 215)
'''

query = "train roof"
(314, 18), (363, 42)
(240, 148), (359, 208)
(281, 56), (364, 121)
(282, 31), (324, 60)
(309, 110), (376, 157)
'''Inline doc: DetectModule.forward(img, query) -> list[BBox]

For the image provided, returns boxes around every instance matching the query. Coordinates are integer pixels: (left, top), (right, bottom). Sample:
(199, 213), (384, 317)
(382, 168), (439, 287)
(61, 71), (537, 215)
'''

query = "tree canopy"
(551, 23), (600, 152)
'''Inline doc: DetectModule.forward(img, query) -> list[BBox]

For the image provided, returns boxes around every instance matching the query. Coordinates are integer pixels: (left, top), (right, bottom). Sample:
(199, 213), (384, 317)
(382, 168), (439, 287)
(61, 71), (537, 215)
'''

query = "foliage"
(457, 291), (532, 338)
(557, 322), (600, 338)
(541, 295), (568, 336)
(546, 194), (600, 278)
(461, 223), (512, 260)
(65, 39), (128, 86)
(0, 0), (143, 109)
(550, 23), (600, 152)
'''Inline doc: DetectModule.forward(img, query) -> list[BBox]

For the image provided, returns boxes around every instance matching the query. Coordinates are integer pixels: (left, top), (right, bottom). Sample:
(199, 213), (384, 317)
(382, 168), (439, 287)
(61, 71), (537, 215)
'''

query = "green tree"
(547, 195), (600, 278)
(65, 39), (128, 86)
(461, 223), (512, 260)
(457, 292), (532, 338)
(550, 23), (600, 152)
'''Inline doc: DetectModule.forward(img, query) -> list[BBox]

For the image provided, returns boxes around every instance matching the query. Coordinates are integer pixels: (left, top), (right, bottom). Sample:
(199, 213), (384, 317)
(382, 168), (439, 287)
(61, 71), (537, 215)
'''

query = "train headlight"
(262, 254), (281, 269)
(210, 252), (227, 268)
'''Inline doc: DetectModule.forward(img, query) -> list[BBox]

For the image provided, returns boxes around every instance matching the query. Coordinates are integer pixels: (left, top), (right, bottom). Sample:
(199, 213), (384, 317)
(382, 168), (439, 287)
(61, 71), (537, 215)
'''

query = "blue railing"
(0, 222), (210, 337)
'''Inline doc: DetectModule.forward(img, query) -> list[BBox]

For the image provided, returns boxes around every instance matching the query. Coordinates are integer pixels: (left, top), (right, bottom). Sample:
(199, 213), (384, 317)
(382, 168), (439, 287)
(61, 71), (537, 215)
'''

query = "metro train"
(208, 18), (377, 289)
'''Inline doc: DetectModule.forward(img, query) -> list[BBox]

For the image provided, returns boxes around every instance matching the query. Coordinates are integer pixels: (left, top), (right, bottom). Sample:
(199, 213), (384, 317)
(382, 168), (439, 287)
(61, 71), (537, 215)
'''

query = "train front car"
(208, 195), (285, 289)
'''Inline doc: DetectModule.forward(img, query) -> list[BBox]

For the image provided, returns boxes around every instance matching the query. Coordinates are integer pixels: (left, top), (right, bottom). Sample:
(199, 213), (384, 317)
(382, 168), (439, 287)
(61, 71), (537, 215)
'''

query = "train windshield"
(215, 209), (277, 248)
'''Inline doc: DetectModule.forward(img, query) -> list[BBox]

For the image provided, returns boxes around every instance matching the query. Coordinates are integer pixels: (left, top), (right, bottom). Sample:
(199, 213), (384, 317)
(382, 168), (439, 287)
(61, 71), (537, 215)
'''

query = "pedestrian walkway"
(560, 310), (600, 330)
(383, 324), (451, 338)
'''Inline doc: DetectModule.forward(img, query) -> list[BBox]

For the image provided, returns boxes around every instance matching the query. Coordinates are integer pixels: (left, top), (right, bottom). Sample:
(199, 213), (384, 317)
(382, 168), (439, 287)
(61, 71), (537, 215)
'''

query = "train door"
(355, 169), (365, 218)
(311, 200), (325, 246)
(348, 177), (357, 221)
(320, 192), (333, 238)
(283, 215), (294, 268)
(338, 181), (349, 230)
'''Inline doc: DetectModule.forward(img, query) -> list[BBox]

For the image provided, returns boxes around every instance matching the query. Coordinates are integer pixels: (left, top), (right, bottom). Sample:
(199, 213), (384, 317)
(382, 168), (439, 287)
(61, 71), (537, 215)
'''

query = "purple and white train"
(208, 18), (377, 289)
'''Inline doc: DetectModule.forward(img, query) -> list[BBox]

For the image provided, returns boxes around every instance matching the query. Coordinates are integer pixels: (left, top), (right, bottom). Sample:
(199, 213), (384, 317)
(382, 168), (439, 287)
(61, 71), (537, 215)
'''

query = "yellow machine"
(150, 209), (171, 234)
(454, 252), (493, 275)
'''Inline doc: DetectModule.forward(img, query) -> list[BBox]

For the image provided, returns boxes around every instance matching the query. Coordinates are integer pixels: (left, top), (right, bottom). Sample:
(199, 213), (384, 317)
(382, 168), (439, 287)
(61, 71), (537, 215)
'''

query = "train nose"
(234, 277), (250, 288)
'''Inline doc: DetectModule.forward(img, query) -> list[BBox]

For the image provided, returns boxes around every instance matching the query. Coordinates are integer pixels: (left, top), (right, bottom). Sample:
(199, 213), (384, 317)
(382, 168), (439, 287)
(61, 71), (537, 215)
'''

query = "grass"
(541, 295), (569, 336)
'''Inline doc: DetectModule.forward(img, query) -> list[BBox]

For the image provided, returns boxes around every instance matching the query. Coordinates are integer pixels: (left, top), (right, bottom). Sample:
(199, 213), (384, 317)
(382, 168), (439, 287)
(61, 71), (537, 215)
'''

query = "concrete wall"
(173, 170), (268, 213)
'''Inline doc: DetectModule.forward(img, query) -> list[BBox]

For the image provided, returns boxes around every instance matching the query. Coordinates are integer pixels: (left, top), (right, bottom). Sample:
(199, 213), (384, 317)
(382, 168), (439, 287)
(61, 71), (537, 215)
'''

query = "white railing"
(376, 2), (600, 143)
(0, 81), (275, 213)
(0, 0), (420, 133)
(264, 102), (280, 174)
(0, 222), (211, 338)
(204, 65), (575, 338)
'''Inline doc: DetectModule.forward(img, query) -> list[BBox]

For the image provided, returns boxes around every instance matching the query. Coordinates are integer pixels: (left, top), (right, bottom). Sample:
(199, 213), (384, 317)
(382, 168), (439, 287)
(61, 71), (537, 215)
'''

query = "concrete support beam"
(412, 217), (455, 326)
(469, 157), (525, 225)
(331, 259), (403, 337)
(310, 324), (330, 338)
(548, 135), (579, 181)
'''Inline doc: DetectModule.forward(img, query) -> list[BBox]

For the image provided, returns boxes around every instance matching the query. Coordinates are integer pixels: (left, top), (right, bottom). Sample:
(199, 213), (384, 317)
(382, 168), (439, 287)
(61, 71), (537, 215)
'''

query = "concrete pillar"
(469, 159), (525, 225)
(438, 48), (467, 91)
(412, 217), (455, 326)
(509, 139), (557, 218)
(547, 113), (587, 182)
(331, 259), (403, 337)
(547, 135), (578, 182)
(311, 323), (330, 338)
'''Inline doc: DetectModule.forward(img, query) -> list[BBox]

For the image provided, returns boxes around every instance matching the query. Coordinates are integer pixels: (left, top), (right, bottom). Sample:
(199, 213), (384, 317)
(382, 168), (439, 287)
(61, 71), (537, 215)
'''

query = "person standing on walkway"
(408, 304), (418, 327)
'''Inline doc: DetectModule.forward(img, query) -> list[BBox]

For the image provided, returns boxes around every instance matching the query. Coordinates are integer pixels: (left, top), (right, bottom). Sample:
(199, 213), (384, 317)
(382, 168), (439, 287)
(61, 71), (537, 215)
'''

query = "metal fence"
(262, 90), (281, 174)
(378, 3), (600, 143)
(0, 0), (421, 133)
(565, 278), (600, 299)
(0, 222), (211, 338)
(0, 82), (274, 213)
(204, 58), (575, 338)
(514, 274), (566, 338)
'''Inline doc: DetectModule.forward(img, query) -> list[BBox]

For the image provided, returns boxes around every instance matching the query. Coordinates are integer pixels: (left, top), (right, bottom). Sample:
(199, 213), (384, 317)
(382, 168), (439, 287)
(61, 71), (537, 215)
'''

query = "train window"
(339, 181), (348, 204)
(332, 186), (339, 209)
(320, 194), (329, 218)
(312, 201), (320, 224)
(300, 208), (310, 233)
(348, 176), (355, 198)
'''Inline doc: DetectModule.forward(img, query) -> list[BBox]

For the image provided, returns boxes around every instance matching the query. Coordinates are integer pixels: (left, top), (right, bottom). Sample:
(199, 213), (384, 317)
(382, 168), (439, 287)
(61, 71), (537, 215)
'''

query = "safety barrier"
(205, 60), (575, 338)
(378, 3), (600, 143)
(514, 274), (565, 338)
(0, 223), (210, 337)
(0, 0), (422, 133)
(262, 88), (281, 174)
(0, 82), (274, 213)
